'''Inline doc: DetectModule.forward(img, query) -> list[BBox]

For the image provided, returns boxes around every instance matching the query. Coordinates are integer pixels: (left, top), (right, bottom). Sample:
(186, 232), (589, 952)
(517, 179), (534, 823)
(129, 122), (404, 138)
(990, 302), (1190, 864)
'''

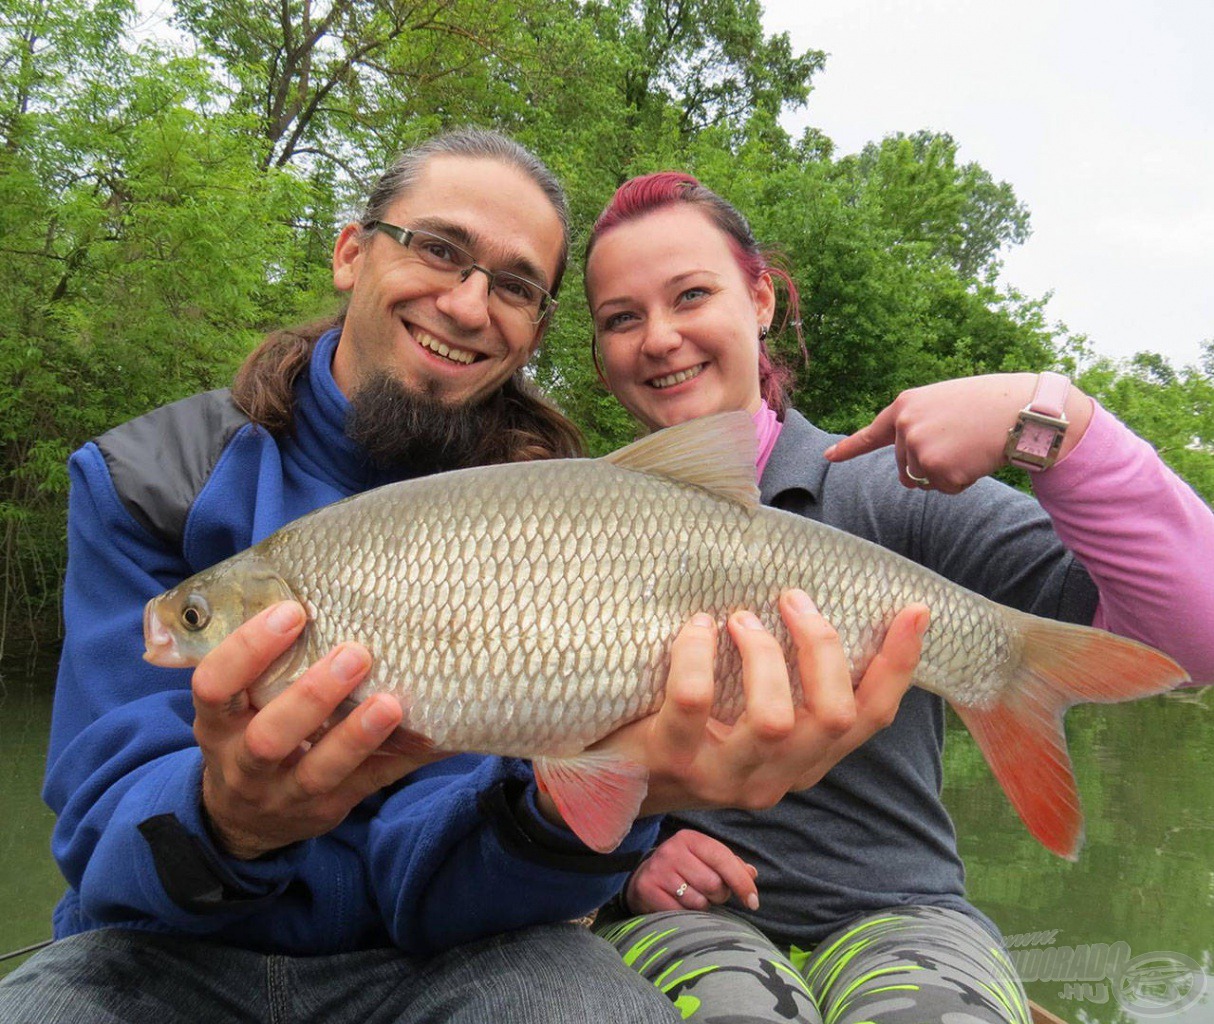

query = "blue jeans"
(0, 924), (680, 1023)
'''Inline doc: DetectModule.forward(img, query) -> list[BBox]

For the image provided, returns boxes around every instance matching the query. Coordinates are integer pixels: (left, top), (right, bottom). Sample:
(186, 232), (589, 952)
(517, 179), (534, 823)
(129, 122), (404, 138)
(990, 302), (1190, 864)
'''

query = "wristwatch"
(1004, 371), (1070, 471)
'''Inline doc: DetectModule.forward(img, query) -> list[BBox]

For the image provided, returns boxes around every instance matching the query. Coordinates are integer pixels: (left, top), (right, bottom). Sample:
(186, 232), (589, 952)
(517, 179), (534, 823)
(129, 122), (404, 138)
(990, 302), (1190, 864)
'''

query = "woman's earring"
(758, 325), (770, 342)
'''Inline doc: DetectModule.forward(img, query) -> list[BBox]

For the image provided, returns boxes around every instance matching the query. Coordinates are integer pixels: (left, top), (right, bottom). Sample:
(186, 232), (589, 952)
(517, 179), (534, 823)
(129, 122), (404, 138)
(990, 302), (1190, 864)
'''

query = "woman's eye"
(601, 312), (636, 331)
(679, 287), (709, 303)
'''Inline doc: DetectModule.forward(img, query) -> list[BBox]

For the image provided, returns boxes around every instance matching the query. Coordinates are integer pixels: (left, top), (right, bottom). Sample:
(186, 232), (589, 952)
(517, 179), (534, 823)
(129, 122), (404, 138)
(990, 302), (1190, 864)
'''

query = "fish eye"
(180, 595), (211, 631)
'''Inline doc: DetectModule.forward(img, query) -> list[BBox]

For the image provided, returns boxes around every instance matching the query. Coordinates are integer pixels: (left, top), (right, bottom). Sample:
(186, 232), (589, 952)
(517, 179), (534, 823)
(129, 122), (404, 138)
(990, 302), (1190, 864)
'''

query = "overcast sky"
(762, 0), (1213, 369)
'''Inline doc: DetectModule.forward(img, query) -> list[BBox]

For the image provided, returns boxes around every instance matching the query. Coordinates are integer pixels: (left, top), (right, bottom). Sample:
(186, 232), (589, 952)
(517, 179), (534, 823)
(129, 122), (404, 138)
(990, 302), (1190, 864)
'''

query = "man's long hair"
(231, 128), (583, 462)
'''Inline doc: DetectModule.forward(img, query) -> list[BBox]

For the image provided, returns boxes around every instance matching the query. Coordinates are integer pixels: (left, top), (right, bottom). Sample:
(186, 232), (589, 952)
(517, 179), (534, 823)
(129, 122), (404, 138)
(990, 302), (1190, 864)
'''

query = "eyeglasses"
(367, 221), (557, 325)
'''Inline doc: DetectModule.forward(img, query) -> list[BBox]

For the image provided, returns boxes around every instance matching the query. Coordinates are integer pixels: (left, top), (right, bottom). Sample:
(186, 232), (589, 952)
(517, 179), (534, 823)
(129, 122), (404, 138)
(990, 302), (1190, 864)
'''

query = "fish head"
(143, 555), (297, 668)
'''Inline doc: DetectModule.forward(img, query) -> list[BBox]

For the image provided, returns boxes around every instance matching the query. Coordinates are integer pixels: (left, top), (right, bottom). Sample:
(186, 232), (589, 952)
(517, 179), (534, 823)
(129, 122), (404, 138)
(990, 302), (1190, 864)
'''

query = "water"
(2, 658), (1211, 1021)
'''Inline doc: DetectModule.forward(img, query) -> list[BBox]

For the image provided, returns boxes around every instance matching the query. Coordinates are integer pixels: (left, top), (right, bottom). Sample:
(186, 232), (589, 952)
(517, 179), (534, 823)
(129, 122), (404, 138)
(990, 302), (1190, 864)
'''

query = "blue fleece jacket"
(45, 329), (659, 955)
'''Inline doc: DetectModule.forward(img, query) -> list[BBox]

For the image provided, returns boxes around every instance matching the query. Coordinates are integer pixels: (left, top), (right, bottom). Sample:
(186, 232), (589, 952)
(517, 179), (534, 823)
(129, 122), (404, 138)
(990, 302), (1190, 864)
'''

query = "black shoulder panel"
(95, 389), (251, 549)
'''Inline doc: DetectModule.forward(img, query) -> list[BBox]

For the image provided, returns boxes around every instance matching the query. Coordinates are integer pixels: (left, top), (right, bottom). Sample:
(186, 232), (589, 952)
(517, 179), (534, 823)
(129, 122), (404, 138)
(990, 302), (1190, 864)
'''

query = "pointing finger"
(823, 402), (897, 462)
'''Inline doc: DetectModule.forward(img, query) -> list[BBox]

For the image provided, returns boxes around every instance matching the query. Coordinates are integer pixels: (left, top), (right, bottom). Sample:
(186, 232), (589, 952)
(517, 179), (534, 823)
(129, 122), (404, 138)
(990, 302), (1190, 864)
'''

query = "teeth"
(416, 329), (478, 365)
(650, 365), (705, 389)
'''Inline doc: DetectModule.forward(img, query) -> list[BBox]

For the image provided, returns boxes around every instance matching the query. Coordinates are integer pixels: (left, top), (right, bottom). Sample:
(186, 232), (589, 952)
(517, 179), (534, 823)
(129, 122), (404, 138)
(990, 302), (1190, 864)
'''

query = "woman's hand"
(625, 829), (759, 913)
(824, 373), (1093, 493)
(585, 589), (927, 819)
(193, 602), (440, 860)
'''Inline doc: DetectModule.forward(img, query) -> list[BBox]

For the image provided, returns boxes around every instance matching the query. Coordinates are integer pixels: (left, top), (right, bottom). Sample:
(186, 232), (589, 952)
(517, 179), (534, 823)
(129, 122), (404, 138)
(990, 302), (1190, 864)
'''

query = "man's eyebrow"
(409, 216), (551, 290)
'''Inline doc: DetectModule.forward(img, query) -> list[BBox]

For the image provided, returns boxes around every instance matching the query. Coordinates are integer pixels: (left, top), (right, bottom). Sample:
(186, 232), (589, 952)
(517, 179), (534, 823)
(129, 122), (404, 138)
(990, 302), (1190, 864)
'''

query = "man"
(0, 129), (919, 1023)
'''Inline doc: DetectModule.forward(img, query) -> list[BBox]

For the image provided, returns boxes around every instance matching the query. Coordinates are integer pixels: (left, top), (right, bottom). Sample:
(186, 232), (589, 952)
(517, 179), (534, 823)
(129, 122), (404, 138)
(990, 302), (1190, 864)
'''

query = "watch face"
(1005, 410), (1067, 470)
(1018, 422), (1060, 458)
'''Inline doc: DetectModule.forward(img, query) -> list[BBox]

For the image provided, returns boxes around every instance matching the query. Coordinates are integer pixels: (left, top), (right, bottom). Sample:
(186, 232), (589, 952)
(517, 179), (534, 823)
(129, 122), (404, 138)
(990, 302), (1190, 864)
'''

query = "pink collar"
(752, 400), (783, 479)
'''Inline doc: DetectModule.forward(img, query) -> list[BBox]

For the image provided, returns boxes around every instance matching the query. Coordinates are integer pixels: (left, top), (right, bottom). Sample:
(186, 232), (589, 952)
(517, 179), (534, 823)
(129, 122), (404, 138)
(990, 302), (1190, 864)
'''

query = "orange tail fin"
(955, 617), (1188, 860)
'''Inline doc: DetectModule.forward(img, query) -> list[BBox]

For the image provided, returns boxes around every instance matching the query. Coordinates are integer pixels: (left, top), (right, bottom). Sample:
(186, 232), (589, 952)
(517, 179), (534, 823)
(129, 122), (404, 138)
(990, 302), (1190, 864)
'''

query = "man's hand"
(192, 601), (437, 860)
(591, 590), (927, 818)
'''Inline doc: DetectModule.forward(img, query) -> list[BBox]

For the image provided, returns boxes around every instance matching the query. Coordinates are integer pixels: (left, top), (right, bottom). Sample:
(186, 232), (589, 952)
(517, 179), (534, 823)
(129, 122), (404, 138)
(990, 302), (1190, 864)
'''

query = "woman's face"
(586, 204), (775, 432)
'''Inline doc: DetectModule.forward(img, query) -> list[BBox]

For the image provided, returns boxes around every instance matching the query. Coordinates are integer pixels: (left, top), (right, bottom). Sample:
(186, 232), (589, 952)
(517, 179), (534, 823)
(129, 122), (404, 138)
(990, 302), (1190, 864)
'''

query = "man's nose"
(436, 266), (492, 329)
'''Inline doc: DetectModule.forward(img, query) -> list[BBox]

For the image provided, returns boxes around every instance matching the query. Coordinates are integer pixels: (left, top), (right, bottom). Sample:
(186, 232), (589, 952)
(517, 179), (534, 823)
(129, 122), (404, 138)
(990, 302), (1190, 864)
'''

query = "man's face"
(331, 155), (564, 407)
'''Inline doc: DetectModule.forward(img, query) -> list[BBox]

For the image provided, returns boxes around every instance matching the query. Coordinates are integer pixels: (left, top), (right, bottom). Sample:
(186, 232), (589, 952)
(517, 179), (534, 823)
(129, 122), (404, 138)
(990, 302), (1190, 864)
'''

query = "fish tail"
(955, 617), (1188, 860)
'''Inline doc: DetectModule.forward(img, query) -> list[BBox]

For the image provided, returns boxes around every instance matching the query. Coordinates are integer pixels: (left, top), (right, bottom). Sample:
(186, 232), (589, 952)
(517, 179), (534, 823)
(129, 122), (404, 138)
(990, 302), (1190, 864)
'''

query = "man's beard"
(345, 371), (500, 476)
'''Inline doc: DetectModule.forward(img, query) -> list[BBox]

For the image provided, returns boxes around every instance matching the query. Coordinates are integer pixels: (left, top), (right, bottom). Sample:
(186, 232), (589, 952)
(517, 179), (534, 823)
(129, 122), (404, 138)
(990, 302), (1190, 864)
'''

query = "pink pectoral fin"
(532, 753), (650, 854)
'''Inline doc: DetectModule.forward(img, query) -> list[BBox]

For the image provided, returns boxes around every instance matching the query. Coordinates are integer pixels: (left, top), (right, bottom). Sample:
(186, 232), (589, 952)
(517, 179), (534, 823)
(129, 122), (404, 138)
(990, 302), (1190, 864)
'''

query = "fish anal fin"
(603, 412), (759, 508)
(533, 752), (649, 854)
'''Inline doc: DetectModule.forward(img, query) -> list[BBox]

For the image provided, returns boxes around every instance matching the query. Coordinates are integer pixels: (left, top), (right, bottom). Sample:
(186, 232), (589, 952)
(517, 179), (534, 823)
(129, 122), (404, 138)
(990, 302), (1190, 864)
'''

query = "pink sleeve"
(1031, 401), (1214, 683)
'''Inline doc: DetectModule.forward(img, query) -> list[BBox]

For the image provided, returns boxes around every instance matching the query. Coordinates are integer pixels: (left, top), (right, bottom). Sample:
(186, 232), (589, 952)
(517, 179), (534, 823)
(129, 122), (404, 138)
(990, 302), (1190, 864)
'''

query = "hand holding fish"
(192, 601), (440, 860)
(573, 592), (928, 820)
(824, 373), (1094, 492)
(624, 829), (759, 914)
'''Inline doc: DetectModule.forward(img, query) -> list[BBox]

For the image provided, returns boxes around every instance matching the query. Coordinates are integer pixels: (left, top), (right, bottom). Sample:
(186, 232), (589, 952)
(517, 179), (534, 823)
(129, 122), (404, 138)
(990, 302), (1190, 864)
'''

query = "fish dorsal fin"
(602, 411), (760, 509)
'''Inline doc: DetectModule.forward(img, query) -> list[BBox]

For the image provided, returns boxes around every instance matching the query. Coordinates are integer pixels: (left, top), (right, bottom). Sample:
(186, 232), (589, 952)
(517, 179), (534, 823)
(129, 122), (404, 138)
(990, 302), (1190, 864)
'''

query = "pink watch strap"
(1028, 371), (1070, 418)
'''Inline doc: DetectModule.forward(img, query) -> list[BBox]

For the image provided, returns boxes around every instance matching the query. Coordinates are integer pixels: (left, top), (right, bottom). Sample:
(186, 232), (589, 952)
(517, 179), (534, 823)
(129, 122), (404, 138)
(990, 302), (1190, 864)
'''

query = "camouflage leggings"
(596, 905), (1031, 1024)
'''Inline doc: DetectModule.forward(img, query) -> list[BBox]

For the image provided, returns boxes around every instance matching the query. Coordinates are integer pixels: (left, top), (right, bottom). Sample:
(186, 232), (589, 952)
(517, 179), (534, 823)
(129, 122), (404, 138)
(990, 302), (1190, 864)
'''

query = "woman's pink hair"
(584, 171), (807, 416)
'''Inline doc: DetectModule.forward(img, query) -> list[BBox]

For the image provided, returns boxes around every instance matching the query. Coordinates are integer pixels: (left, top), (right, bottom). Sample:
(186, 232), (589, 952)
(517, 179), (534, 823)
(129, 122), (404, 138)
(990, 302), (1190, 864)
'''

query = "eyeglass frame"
(365, 220), (558, 325)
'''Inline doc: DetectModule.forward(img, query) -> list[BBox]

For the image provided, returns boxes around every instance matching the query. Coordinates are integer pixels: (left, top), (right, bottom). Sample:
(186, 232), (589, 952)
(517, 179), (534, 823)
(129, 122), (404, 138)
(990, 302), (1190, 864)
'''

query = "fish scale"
(144, 412), (1188, 857)
(258, 453), (994, 753)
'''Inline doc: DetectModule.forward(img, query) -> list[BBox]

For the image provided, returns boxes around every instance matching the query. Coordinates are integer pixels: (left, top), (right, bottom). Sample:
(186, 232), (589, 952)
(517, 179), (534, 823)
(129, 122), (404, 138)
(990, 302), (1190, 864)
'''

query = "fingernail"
(735, 610), (764, 630)
(689, 613), (714, 629)
(332, 645), (368, 682)
(267, 602), (302, 634)
(785, 589), (818, 615)
(363, 696), (397, 734)
(823, 444), (836, 459)
(915, 610), (931, 638)
(746, 893), (760, 910)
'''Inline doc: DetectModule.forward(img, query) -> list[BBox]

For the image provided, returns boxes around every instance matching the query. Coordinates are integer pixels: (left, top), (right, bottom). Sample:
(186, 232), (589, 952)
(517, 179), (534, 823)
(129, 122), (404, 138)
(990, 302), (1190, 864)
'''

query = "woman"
(582, 172), (1214, 1024)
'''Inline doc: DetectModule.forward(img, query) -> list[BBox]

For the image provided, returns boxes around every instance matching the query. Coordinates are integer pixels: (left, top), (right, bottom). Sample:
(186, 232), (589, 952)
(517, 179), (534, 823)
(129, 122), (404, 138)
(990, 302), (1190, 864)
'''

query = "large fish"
(143, 412), (1188, 857)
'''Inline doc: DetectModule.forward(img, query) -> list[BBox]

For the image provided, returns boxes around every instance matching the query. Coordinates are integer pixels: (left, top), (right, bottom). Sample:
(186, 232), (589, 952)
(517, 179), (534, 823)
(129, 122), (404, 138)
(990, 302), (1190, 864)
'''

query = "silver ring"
(906, 469), (930, 488)
(674, 882), (688, 898)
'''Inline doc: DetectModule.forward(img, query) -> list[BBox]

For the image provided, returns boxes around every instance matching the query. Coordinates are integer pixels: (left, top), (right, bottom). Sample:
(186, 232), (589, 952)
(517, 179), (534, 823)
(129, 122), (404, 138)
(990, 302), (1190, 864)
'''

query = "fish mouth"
(142, 599), (191, 668)
(648, 363), (706, 389)
(411, 325), (485, 367)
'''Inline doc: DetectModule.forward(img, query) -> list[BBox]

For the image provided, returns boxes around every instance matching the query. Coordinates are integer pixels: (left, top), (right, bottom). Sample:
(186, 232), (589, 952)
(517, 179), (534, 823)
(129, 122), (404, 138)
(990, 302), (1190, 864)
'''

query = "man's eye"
(496, 275), (537, 303)
(419, 240), (459, 265)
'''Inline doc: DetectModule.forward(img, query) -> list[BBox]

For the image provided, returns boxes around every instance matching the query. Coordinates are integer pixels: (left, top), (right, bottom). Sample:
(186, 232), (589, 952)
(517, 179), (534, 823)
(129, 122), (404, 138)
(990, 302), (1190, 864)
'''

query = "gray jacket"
(666, 409), (1098, 947)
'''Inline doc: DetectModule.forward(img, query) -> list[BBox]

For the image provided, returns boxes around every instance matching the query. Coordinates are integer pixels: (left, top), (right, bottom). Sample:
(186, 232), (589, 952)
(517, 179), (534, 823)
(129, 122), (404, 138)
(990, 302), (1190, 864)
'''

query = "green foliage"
(2, 0), (1210, 647)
